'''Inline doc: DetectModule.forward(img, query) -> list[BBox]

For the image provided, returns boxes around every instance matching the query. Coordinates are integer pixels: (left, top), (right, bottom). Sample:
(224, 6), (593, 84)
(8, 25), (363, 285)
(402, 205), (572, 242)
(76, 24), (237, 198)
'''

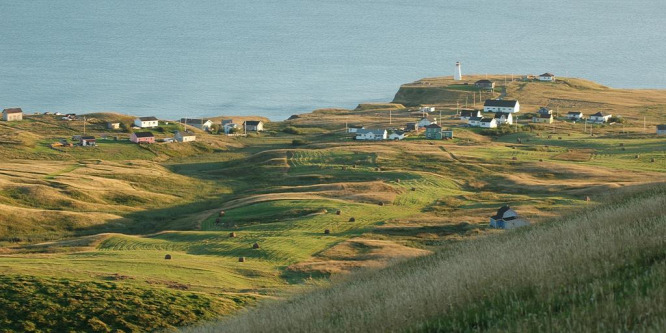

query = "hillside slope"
(189, 184), (666, 333)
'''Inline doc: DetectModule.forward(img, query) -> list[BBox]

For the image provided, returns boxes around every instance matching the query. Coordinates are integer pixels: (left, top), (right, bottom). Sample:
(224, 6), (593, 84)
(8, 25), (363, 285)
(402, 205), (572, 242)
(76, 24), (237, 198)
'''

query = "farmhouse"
(533, 113), (554, 124)
(479, 118), (497, 128)
(424, 124), (453, 140)
(2, 108), (23, 121)
(589, 112), (612, 123)
(483, 100), (520, 113)
(657, 125), (666, 135)
(468, 116), (483, 127)
(489, 205), (530, 229)
(348, 125), (365, 133)
(107, 122), (120, 130)
(388, 130), (406, 140)
(494, 112), (513, 125)
(130, 132), (155, 144)
(567, 111), (584, 121)
(538, 73), (555, 81)
(537, 107), (552, 116)
(355, 129), (387, 141)
(174, 131), (196, 142)
(244, 120), (264, 132)
(474, 79), (495, 90)
(80, 136), (96, 147)
(417, 116), (436, 128)
(460, 110), (481, 120)
(134, 116), (158, 128)
(181, 118), (214, 131)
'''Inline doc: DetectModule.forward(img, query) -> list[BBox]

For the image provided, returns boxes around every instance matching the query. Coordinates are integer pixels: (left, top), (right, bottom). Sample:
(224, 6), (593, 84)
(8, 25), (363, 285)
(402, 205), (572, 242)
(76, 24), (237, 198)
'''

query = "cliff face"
(391, 85), (473, 106)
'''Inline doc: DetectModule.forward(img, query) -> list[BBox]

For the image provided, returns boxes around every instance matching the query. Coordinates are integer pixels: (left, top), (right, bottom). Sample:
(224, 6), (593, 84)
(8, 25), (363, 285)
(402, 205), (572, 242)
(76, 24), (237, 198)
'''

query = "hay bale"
(336, 210), (341, 215)
(238, 257), (245, 262)
(164, 254), (172, 260)
(324, 229), (330, 235)
(229, 232), (236, 238)
(252, 243), (260, 249)
(635, 154), (640, 159)
(219, 210), (225, 217)
(349, 217), (356, 222)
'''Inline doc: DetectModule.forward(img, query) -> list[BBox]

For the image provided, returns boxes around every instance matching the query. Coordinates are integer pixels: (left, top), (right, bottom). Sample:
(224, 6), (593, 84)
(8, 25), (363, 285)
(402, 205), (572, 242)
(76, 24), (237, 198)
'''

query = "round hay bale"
(219, 210), (225, 217)
(238, 257), (245, 262)
(378, 202), (384, 206)
(635, 154), (640, 159)
(164, 254), (171, 260)
(349, 217), (356, 222)
(229, 232), (236, 238)
(512, 156), (518, 160)
(324, 229), (330, 235)
(252, 243), (260, 249)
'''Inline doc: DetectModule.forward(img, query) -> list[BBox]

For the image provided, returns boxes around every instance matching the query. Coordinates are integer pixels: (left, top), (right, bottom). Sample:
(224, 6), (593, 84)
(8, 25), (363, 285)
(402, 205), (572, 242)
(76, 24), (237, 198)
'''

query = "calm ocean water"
(1, 1), (664, 120)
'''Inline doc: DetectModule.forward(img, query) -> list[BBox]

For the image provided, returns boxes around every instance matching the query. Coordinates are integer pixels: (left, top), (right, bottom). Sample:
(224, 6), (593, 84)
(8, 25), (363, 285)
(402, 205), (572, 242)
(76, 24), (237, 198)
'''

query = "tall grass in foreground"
(187, 185), (666, 332)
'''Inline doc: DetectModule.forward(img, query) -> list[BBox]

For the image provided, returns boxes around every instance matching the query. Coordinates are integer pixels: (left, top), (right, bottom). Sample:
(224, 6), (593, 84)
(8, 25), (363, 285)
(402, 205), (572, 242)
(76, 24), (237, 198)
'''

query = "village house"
(468, 116), (483, 127)
(460, 109), (482, 120)
(656, 125), (666, 135)
(405, 122), (419, 131)
(489, 205), (530, 229)
(244, 120), (264, 132)
(483, 100), (520, 113)
(107, 122), (120, 130)
(567, 111), (584, 121)
(347, 125), (365, 133)
(130, 131), (155, 144)
(537, 107), (552, 116)
(420, 106), (435, 113)
(474, 79), (495, 90)
(417, 116), (436, 128)
(480, 118), (497, 128)
(424, 124), (453, 140)
(2, 108), (23, 121)
(388, 130), (406, 140)
(80, 136), (96, 147)
(355, 129), (387, 141)
(589, 112), (612, 123)
(538, 73), (556, 81)
(494, 112), (513, 125)
(134, 116), (159, 128)
(181, 118), (213, 131)
(222, 120), (239, 134)
(174, 131), (196, 142)
(533, 113), (554, 124)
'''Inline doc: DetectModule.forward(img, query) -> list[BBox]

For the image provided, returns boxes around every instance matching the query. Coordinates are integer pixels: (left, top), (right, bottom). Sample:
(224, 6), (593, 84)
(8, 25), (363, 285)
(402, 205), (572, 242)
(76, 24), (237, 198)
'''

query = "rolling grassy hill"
(0, 77), (664, 331)
(188, 184), (666, 333)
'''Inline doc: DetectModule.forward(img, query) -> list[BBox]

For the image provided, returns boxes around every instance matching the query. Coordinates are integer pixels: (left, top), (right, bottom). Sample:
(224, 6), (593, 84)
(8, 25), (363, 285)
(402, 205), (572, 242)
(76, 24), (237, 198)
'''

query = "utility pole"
(473, 91), (476, 106)
(83, 116), (86, 135)
(389, 109), (392, 125)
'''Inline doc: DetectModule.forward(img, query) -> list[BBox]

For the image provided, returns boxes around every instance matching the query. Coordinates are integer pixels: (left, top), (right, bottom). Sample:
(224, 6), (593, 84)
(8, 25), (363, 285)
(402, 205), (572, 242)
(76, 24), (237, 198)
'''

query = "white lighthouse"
(454, 61), (462, 81)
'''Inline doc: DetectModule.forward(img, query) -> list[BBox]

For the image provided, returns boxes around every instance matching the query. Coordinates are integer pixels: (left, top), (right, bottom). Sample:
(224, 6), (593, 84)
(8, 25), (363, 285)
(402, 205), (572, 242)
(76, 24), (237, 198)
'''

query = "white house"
(417, 117), (436, 128)
(468, 116), (483, 127)
(460, 110), (481, 120)
(566, 111), (584, 121)
(484, 100), (520, 113)
(589, 112), (612, 123)
(348, 125), (365, 133)
(538, 73), (555, 81)
(388, 131), (406, 140)
(480, 118), (497, 128)
(134, 116), (159, 128)
(181, 118), (214, 131)
(174, 131), (196, 142)
(419, 106), (435, 113)
(489, 205), (530, 229)
(657, 125), (666, 135)
(244, 120), (264, 132)
(2, 108), (23, 121)
(494, 112), (513, 125)
(355, 129), (387, 141)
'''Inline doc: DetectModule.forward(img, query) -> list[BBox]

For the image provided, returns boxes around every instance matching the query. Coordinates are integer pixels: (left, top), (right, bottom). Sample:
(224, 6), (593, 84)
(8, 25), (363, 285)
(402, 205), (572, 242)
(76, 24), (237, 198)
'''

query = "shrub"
(283, 126), (302, 135)
(292, 139), (308, 146)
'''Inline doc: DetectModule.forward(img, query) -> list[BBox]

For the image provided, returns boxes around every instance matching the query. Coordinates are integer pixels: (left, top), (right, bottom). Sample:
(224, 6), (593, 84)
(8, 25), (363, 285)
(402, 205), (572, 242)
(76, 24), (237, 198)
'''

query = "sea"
(1, 0), (665, 120)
